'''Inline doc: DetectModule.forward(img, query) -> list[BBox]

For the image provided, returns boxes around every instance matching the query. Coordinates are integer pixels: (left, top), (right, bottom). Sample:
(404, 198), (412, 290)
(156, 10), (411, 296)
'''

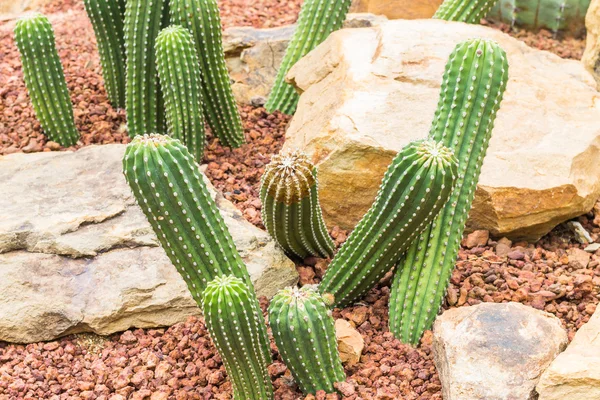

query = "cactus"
(269, 286), (345, 394)
(433, 0), (500, 23)
(122, 133), (270, 359)
(14, 14), (79, 147)
(260, 151), (335, 260)
(124, 0), (170, 137)
(203, 275), (273, 400)
(265, 0), (352, 115)
(170, 0), (244, 148)
(389, 39), (509, 346)
(156, 26), (205, 162)
(319, 140), (458, 308)
(83, 0), (127, 109)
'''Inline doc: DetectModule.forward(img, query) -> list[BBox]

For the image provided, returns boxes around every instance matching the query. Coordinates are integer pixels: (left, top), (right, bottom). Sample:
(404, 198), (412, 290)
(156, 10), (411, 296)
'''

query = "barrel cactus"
(265, 0), (352, 115)
(319, 140), (458, 308)
(14, 13), (79, 147)
(260, 151), (335, 260)
(434, 0), (500, 23)
(83, 0), (127, 108)
(269, 286), (345, 394)
(156, 25), (205, 162)
(170, 0), (245, 148)
(389, 39), (509, 346)
(203, 275), (274, 400)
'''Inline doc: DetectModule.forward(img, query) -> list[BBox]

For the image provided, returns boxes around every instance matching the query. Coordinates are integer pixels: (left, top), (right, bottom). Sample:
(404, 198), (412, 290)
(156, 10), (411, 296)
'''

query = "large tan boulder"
(0, 0), (52, 20)
(583, 0), (600, 88)
(350, 0), (443, 19)
(283, 19), (600, 241)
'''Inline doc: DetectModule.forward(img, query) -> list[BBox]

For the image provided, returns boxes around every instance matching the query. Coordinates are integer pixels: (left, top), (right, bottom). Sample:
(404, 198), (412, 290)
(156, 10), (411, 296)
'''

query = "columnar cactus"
(122, 134), (270, 359)
(389, 39), (509, 346)
(433, 0), (500, 23)
(265, 0), (352, 115)
(83, 0), (127, 108)
(269, 286), (345, 395)
(124, 0), (170, 137)
(260, 151), (335, 259)
(14, 14), (79, 147)
(319, 140), (458, 308)
(203, 275), (274, 400)
(156, 26), (205, 162)
(170, 0), (244, 148)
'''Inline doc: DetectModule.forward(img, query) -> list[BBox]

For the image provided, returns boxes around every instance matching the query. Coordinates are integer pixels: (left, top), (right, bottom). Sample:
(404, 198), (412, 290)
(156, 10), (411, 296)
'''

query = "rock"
(335, 319), (364, 366)
(585, 243), (600, 253)
(462, 230), (489, 249)
(350, 0), (443, 19)
(283, 20), (600, 241)
(495, 237), (512, 257)
(433, 302), (568, 400)
(0, 0), (52, 20)
(583, 0), (600, 89)
(567, 248), (591, 269)
(0, 145), (297, 343)
(537, 307), (600, 399)
(594, 200), (600, 226)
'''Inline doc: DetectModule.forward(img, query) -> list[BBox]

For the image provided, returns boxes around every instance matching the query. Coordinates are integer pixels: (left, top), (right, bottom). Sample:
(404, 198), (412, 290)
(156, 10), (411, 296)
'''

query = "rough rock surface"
(0, 0), (50, 19)
(0, 145), (297, 343)
(335, 318), (365, 366)
(583, 0), (600, 88)
(350, 0), (443, 19)
(283, 19), (600, 241)
(433, 302), (568, 400)
(537, 307), (600, 399)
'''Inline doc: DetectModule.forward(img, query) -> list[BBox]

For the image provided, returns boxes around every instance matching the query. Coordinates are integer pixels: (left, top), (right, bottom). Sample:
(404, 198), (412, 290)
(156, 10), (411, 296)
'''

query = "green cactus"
(156, 25), (205, 162)
(487, 0), (590, 33)
(203, 275), (274, 400)
(269, 286), (345, 395)
(122, 133), (270, 360)
(124, 0), (170, 137)
(389, 39), (509, 346)
(265, 0), (352, 115)
(170, 0), (244, 148)
(260, 151), (335, 260)
(319, 140), (458, 308)
(83, 0), (127, 109)
(14, 13), (79, 147)
(433, 0), (500, 23)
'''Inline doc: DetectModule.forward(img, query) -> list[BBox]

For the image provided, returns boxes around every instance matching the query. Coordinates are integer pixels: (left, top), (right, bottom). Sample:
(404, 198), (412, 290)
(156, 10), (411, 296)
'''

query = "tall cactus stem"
(433, 0), (500, 24)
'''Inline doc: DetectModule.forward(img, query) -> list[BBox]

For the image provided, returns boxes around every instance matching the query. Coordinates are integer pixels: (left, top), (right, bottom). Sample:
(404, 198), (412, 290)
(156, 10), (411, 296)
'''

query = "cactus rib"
(433, 0), (500, 24)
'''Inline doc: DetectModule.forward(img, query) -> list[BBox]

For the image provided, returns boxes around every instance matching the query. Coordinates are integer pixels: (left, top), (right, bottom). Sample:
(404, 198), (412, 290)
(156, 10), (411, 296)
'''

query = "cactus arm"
(433, 0), (500, 23)
(14, 14), (79, 147)
(170, 0), (244, 148)
(389, 39), (509, 345)
(265, 0), (352, 115)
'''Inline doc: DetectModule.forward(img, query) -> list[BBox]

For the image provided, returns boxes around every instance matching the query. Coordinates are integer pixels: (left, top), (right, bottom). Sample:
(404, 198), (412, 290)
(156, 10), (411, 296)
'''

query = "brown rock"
(335, 319), (364, 366)
(567, 248), (591, 269)
(350, 0), (443, 19)
(496, 237), (512, 257)
(462, 230), (490, 249)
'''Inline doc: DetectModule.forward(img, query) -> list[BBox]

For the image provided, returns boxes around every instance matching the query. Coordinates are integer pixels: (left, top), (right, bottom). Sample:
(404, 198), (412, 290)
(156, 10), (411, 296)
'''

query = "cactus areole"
(434, 0), (500, 24)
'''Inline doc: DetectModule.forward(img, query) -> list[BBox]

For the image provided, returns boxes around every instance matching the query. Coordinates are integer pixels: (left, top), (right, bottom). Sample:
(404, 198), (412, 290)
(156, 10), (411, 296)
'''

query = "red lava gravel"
(1, 1), (599, 400)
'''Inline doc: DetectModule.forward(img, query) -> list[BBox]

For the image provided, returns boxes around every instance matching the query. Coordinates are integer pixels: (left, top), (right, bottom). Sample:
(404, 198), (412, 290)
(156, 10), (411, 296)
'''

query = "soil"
(0, 1), (598, 400)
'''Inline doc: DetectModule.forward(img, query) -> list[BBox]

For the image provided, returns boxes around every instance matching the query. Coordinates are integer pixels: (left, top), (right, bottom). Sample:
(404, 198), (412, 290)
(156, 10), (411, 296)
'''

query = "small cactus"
(269, 286), (345, 395)
(319, 140), (458, 308)
(83, 0), (127, 108)
(14, 13), (79, 147)
(265, 0), (352, 115)
(433, 0), (500, 23)
(156, 25), (205, 162)
(389, 39), (509, 346)
(203, 275), (274, 400)
(260, 151), (335, 259)
(170, 0), (245, 148)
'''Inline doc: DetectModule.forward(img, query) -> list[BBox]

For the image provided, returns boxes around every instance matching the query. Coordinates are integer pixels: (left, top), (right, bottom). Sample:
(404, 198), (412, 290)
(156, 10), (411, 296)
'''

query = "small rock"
(507, 250), (525, 260)
(462, 230), (489, 249)
(334, 381), (356, 396)
(335, 319), (364, 366)
(120, 330), (137, 344)
(297, 266), (316, 285)
(584, 243), (600, 253)
(567, 248), (591, 269)
(495, 237), (512, 257)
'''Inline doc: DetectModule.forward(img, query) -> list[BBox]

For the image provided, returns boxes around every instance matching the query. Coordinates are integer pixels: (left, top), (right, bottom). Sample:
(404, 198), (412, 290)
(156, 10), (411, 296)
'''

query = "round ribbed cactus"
(203, 275), (273, 400)
(389, 39), (509, 346)
(319, 140), (458, 308)
(434, 0), (500, 23)
(260, 151), (335, 260)
(83, 0), (127, 109)
(14, 13), (79, 147)
(156, 25), (205, 162)
(170, 0), (244, 148)
(265, 0), (352, 115)
(122, 133), (270, 360)
(269, 286), (345, 395)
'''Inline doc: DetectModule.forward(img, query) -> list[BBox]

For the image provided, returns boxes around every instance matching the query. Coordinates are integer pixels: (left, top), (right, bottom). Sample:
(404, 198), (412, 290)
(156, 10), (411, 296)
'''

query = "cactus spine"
(269, 286), (345, 394)
(122, 134), (270, 359)
(433, 0), (500, 23)
(265, 0), (352, 115)
(170, 0), (244, 148)
(83, 0), (127, 109)
(319, 140), (458, 308)
(389, 39), (509, 346)
(156, 26), (205, 162)
(260, 151), (335, 260)
(203, 276), (274, 400)
(14, 14), (79, 147)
